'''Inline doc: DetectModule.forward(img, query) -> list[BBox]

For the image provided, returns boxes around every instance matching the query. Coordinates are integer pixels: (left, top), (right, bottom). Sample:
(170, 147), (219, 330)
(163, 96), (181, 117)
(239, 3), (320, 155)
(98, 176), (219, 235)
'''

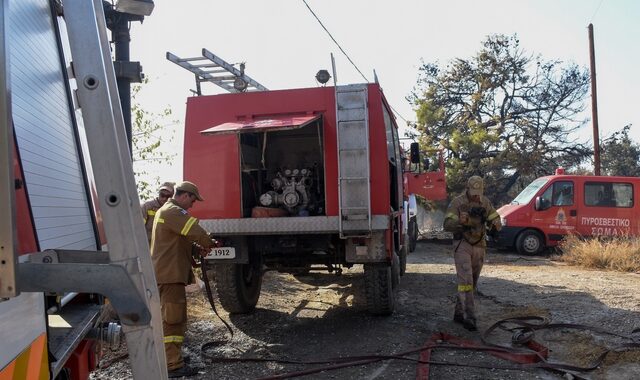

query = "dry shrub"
(559, 234), (640, 272)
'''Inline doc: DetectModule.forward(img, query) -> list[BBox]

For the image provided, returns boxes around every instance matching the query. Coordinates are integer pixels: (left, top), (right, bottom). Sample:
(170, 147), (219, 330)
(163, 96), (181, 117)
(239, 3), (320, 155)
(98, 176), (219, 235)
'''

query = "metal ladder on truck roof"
(0, 0), (167, 378)
(336, 84), (372, 237)
(167, 48), (267, 94)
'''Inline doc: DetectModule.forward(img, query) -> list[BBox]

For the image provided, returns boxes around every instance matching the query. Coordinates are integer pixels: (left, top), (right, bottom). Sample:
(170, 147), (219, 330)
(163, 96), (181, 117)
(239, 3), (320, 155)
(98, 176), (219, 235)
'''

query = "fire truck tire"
(215, 263), (262, 314)
(515, 230), (544, 255)
(364, 262), (396, 315)
(400, 233), (408, 276)
(408, 217), (418, 253)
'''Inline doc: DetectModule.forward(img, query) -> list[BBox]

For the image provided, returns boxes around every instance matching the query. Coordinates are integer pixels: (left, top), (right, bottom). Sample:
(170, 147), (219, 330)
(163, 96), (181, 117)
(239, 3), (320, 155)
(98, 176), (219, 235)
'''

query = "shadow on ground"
(184, 241), (640, 380)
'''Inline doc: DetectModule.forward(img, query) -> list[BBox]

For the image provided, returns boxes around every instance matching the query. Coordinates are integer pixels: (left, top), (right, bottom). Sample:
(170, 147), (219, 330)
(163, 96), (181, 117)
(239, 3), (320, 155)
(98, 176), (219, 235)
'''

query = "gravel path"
(91, 241), (640, 380)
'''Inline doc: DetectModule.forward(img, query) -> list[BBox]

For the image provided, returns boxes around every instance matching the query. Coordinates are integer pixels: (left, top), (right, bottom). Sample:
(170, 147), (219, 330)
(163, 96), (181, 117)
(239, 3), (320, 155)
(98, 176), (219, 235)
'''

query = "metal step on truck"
(168, 51), (423, 315)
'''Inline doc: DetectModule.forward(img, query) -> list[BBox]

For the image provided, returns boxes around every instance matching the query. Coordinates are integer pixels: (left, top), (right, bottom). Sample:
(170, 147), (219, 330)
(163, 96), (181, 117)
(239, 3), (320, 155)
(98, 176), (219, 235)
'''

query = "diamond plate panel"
(200, 215), (389, 236)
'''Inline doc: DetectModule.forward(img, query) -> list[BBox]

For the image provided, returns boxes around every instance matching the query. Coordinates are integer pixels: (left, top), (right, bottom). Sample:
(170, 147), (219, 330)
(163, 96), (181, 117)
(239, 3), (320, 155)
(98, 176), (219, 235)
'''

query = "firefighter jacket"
(151, 199), (214, 284)
(141, 198), (162, 242)
(443, 193), (501, 247)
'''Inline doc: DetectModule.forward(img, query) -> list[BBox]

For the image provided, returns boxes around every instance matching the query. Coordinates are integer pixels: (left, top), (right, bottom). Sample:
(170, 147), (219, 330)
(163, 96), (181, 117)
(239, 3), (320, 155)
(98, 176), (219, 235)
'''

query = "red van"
(495, 169), (640, 254)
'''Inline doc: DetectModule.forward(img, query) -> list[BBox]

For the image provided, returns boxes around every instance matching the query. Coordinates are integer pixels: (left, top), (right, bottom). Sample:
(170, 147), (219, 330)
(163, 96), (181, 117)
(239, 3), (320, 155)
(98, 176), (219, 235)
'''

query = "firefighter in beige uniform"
(141, 182), (175, 242)
(443, 176), (501, 331)
(150, 181), (214, 378)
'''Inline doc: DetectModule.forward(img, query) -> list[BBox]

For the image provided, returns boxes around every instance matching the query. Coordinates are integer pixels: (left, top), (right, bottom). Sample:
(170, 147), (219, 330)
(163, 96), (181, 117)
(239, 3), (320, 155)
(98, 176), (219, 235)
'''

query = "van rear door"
(577, 180), (634, 237)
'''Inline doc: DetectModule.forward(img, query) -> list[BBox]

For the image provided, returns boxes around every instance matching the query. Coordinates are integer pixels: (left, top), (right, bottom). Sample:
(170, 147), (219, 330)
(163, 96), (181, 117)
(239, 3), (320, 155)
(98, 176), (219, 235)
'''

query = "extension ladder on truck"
(0, 0), (166, 378)
(335, 84), (372, 237)
(167, 48), (267, 94)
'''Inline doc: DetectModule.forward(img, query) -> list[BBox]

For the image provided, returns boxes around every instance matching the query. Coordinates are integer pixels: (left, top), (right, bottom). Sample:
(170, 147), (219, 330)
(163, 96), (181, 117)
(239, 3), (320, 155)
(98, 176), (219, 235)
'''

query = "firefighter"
(141, 182), (175, 242)
(443, 176), (501, 331)
(150, 181), (215, 378)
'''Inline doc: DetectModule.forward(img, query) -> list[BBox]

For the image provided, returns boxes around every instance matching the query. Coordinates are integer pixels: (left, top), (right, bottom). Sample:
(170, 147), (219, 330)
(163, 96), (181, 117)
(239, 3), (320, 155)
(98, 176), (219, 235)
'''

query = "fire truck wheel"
(215, 263), (263, 314)
(515, 230), (544, 255)
(409, 217), (418, 253)
(364, 263), (396, 315)
(399, 233), (408, 276)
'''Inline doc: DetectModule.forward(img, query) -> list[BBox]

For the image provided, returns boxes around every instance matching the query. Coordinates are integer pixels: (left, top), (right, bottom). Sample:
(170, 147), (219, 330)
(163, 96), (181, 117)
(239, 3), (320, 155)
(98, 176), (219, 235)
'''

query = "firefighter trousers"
(159, 283), (187, 371)
(453, 240), (485, 322)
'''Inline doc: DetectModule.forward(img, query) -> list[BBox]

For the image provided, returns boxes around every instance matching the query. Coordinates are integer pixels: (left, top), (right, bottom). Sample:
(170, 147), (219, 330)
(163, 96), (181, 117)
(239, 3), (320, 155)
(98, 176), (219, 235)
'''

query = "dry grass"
(558, 235), (640, 272)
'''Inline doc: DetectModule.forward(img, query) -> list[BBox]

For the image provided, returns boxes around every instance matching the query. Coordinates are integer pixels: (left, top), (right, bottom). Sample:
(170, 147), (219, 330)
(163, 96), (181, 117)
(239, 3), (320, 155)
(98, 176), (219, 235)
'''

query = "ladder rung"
(193, 63), (220, 68)
(180, 56), (208, 62)
(343, 215), (369, 221)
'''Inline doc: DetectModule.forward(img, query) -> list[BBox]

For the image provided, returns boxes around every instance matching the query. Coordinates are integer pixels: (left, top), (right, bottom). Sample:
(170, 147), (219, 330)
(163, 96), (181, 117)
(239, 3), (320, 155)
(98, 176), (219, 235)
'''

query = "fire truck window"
(552, 181), (573, 206)
(383, 106), (396, 163)
(585, 182), (633, 208)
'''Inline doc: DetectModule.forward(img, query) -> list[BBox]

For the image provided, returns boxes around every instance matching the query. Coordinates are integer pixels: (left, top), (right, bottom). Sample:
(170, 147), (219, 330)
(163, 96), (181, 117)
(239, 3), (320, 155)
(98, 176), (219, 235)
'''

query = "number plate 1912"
(206, 247), (236, 259)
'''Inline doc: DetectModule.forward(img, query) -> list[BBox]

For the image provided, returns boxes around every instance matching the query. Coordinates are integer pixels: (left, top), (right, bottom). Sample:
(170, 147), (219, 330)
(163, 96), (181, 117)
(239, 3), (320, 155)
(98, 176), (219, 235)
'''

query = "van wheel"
(364, 261), (397, 315)
(215, 261), (262, 314)
(516, 230), (544, 255)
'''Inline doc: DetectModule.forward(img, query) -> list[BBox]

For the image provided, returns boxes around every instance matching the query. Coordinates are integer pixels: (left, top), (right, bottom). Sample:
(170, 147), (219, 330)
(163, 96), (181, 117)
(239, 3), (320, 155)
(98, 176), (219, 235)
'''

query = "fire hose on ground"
(197, 312), (640, 380)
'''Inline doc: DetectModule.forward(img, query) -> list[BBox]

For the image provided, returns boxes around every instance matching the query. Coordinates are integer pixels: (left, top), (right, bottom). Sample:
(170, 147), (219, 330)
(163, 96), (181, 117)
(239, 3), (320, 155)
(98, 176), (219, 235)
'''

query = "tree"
(601, 124), (640, 176)
(409, 34), (591, 204)
(131, 80), (177, 200)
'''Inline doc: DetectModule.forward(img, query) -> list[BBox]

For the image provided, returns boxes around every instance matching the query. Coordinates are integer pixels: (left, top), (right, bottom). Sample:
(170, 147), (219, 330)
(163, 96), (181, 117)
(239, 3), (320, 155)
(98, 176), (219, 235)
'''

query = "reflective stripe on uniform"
(458, 284), (473, 292)
(487, 211), (499, 221)
(180, 217), (197, 236)
(445, 212), (459, 221)
(151, 216), (164, 238)
(147, 210), (156, 216)
(163, 335), (184, 344)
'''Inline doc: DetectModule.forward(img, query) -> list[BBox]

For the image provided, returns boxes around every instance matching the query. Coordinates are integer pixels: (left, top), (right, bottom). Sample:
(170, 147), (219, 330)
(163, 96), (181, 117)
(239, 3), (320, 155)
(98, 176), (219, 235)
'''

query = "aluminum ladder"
(335, 84), (372, 237)
(0, 0), (167, 378)
(167, 48), (267, 94)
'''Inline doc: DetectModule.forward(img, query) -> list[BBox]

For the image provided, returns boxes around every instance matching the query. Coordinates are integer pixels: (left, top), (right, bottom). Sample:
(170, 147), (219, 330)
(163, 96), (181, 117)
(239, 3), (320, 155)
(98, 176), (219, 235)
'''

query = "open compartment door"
(201, 114), (321, 135)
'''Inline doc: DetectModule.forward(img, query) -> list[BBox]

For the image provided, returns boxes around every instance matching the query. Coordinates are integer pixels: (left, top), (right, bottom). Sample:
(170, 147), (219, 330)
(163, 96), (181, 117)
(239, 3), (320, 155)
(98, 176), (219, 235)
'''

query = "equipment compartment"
(239, 118), (325, 217)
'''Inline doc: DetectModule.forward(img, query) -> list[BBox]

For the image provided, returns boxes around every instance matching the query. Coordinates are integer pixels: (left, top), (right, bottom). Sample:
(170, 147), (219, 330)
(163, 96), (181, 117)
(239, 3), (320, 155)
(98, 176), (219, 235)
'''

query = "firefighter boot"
(463, 318), (477, 332)
(168, 365), (199, 378)
(453, 312), (464, 324)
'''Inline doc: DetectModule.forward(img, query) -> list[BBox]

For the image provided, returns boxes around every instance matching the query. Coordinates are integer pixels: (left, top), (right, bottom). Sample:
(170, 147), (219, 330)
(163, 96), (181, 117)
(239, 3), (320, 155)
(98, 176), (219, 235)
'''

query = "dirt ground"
(91, 241), (640, 380)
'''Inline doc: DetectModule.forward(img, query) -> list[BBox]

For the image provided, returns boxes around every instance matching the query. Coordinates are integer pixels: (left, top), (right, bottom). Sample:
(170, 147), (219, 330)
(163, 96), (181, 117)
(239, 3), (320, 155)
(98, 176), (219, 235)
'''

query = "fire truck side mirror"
(410, 142), (420, 164)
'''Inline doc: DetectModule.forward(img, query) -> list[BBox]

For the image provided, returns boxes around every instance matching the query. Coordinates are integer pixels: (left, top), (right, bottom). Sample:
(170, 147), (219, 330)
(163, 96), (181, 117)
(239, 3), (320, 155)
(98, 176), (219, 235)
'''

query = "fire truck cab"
(183, 83), (408, 315)
(496, 169), (640, 254)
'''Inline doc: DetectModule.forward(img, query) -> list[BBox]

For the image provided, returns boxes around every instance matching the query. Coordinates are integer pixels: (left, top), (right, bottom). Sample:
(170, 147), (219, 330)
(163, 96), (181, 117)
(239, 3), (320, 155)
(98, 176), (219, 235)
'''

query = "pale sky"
(129, 0), (639, 184)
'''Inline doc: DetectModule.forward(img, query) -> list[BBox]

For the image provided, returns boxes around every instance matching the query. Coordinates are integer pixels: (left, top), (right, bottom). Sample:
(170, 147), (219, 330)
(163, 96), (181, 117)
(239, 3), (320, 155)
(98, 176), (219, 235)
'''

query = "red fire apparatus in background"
(495, 168), (640, 254)
(182, 82), (415, 315)
(403, 148), (447, 251)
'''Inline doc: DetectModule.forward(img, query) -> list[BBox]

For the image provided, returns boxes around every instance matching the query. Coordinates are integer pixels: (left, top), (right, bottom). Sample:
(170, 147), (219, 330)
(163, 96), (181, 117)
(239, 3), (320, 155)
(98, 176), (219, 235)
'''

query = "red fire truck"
(2, 2), (166, 379)
(181, 81), (413, 315)
(495, 168), (640, 254)
(403, 148), (447, 251)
